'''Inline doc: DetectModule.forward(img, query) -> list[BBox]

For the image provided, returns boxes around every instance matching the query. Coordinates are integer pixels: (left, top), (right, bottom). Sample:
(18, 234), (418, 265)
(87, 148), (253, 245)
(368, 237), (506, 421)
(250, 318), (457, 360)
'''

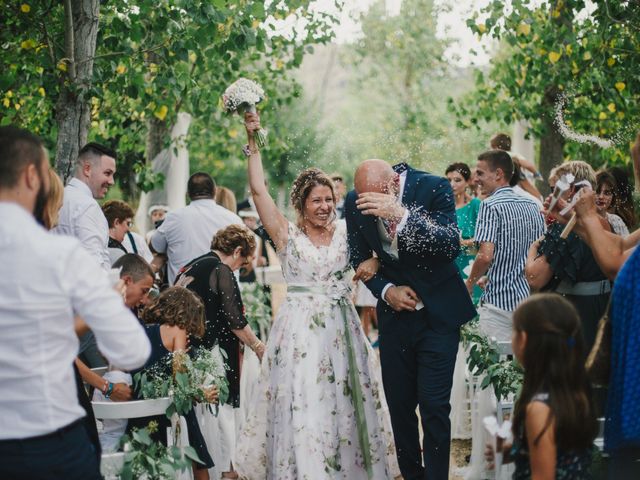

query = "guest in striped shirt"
(465, 150), (545, 342)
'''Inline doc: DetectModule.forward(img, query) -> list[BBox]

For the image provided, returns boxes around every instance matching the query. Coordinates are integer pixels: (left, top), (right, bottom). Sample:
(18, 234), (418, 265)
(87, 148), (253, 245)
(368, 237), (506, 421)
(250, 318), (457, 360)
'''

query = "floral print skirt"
(235, 295), (399, 479)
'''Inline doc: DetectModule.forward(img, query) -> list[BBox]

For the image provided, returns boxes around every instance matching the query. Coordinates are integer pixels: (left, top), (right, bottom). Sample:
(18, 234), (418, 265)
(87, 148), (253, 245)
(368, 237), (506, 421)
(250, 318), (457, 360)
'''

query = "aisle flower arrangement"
(222, 77), (268, 148)
(118, 422), (201, 480)
(134, 346), (229, 417)
(461, 320), (523, 401)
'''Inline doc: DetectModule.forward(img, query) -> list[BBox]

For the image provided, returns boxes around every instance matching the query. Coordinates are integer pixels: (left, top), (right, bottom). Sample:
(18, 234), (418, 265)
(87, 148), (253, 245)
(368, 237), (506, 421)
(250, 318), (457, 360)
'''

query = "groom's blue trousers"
(377, 303), (460, 480)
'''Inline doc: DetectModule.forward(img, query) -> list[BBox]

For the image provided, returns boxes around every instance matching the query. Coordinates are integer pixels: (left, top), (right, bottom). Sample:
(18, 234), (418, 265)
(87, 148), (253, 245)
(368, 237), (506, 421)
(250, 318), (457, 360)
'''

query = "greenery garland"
(135, 346), (229, 418)
(460, 319), (523, 401)
(118, 422), (201, 480)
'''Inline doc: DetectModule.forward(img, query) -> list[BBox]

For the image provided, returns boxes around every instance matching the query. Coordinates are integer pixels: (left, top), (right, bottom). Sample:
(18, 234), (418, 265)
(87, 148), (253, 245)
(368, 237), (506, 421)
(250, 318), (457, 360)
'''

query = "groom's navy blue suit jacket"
(345, 163), (476, 331)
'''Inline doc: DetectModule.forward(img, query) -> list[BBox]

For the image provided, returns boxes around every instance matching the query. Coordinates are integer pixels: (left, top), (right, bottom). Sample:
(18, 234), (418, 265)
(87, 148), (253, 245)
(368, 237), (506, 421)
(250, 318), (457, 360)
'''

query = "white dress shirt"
(0, 202), (151, 440)
(54, 177), (111, 271)
(378, 171), (409, 302)
(151, 199), (242, 284)
(122, 231), (154, 263)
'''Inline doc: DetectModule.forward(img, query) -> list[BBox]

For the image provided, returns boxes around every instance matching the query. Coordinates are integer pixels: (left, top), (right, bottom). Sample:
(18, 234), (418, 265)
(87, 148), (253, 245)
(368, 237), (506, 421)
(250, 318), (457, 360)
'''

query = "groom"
(345, 160), (476, 480)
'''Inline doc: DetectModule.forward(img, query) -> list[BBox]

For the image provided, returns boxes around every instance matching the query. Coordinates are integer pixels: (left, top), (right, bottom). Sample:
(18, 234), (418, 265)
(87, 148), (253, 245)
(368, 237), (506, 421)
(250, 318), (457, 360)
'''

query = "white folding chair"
(94, 398), (173, 479)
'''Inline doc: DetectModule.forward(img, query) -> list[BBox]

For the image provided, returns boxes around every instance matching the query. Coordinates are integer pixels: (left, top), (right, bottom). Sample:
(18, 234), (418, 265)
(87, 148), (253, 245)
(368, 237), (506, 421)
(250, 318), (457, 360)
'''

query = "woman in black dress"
(525, 161), (610, 415)
(176, 224), (263, 480)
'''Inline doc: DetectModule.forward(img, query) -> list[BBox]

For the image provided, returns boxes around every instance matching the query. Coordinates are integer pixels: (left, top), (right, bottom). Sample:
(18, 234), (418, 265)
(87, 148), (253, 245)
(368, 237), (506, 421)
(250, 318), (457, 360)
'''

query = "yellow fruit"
(598, 112), (607, 120)
(517, 23), (531, 36)
(38, 87), (45, 97)
(549, 51), (561, 64)
(571, 61), (579, 74)
(607, 103), (616, 113)
(189, 52), (197, 63)
(477, 23), (486, 34)
(615, 82), (625, 92)
(617, 111), (625, 119)
(20, 39), (36, 49)
(14, 103), (21, 111)
(565, 44), (573, 55)
(21, 4), (30, 13)
(57, 61), (67, 72)
(607, 57), (615, 67)
(228, 129), (238, 139)
(6, 90), (13, 98)
(149, 63), (158, 73)
(154, 105), (168, 121)
(36, 66), (43, 74)
(583, 51), (592, 60)
(116, 64), (126, 74)
(252, 19), (260, 29)
(2, 98), (9, 108)
(552, 9), (560, 18)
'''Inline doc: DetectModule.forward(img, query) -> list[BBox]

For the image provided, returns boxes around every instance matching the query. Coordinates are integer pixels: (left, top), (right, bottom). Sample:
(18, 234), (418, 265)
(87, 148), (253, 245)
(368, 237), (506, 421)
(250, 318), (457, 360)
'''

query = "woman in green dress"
(446, 162), (482, 304)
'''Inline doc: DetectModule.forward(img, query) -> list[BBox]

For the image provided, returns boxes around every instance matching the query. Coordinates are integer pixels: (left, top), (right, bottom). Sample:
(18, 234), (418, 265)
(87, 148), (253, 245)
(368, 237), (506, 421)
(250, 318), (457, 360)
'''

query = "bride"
(234, 112), (399, 479)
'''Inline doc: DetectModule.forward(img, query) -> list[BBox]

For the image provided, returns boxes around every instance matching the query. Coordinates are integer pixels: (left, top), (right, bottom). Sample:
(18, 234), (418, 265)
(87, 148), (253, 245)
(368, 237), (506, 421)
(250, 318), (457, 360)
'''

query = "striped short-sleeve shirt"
(475, 186), (545, 311)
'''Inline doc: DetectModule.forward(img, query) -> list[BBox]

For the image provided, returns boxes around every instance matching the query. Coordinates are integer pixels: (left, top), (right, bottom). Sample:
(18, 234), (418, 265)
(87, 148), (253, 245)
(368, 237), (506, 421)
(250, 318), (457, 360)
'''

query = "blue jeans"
(0, 419), (101, 480)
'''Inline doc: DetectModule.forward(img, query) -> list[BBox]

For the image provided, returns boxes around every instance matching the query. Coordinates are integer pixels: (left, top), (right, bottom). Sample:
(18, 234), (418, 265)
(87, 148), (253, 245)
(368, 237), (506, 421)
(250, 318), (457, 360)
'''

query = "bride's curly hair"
(141, 286), (206, 338)
(290, 168), (337, 222)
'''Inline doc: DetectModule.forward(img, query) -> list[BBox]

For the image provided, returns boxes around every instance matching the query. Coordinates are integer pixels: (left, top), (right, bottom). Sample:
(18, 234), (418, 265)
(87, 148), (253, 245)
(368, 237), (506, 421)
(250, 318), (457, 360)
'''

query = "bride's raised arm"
(244, 112), (289, 251)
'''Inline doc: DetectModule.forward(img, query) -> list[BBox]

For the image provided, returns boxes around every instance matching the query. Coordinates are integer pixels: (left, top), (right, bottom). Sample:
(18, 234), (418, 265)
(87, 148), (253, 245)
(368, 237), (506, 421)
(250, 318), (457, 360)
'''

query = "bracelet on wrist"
(242, 144), (259, 157)
(250, 340), (263, 351)
(105, 382), (114, 399)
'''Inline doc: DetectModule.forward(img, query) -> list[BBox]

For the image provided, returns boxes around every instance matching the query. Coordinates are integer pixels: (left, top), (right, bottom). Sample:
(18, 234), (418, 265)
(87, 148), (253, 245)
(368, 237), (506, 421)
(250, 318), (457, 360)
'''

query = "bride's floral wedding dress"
(235, 221), (399, 479)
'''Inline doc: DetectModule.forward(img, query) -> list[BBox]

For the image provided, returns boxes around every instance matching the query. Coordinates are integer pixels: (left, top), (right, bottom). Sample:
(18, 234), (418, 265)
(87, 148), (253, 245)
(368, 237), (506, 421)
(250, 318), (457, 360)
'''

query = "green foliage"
(453, 0), (640, 167)
(0, 0), (340, 198)
(308, 0), (498, 178)
(118, 422), (201, 480)
(239, 282), (272, 338)
(461, 320), (523, 401)
(135, 347), (229, 417)
(134, 162), (166, 193)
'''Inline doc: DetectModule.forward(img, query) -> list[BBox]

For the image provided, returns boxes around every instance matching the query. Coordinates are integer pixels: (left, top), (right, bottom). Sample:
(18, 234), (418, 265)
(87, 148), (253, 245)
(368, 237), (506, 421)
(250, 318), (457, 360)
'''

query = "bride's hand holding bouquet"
(244, 111), (262, 152)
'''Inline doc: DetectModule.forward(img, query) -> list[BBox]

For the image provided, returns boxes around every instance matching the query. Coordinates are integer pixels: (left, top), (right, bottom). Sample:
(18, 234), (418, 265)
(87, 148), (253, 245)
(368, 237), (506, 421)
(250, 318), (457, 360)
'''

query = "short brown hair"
(290, 168), (336, 220)
(102, 200), (135, 228)
(141, 286), (205, 338)
(477, 150), (514, 182)
(0, 126), (47, 189)
(490, 133), (511, 151)
(211, 224), (256, 257)
(42, 168), (64, 230)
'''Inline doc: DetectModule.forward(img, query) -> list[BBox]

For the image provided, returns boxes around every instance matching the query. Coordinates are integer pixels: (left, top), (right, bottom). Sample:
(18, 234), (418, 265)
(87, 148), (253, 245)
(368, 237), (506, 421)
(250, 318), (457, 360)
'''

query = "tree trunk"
(538, 87), (565, 195)
(54, 0), (100, 182)
(145, 116), (169, 163)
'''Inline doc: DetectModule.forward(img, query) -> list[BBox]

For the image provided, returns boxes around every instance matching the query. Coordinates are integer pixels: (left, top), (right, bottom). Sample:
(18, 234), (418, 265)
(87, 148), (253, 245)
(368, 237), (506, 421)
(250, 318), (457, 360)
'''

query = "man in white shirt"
(55, 142), (117, 271)
(151, 172), (242, 284)
(0, 126), (151, 480)
(55, 142), (117, 367)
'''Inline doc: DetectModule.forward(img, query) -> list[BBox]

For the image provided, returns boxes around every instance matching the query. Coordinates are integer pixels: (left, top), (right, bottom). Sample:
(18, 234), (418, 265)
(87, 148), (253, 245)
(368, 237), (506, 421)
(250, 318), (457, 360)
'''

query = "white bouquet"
(222, 77), (268, 148)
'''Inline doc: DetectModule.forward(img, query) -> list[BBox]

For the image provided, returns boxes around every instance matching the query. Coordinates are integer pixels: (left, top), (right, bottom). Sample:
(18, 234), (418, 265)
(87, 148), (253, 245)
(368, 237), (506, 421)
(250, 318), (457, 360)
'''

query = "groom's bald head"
(354, 159), (396, 194)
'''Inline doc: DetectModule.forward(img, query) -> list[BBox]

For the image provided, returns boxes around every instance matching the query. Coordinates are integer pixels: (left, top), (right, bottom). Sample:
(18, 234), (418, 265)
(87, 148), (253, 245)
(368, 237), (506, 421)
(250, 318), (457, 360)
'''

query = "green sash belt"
(287, 284), (373, 478)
